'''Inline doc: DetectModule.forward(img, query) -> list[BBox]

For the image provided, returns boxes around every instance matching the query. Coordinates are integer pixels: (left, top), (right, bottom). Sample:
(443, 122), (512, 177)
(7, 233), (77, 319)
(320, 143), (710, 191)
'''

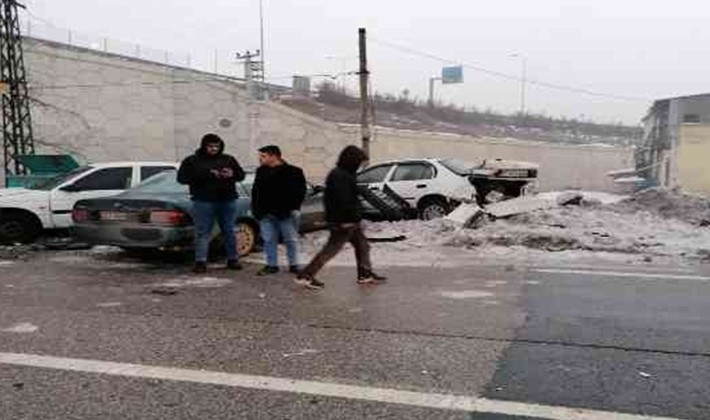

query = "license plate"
(100, 211), (128, 221)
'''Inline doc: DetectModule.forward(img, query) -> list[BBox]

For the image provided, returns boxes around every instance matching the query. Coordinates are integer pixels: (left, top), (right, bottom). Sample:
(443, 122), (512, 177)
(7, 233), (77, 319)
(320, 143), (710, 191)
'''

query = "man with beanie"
(177, 133), (245, 273)
(251, 145), (307, 276)
(295, 145), (387, 290)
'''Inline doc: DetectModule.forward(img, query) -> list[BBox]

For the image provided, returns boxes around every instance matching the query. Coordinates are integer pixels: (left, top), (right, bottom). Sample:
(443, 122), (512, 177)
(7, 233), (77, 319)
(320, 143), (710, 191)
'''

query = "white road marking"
(0, 261), (15, 267)
(485, 280), (508, 287)
(534, 264), (696, 274)
(534, 269), (710, 282)
(153, 277), (232, 289)
(438, 290), (495, 299)
(1, 323), (38, 333)
(282, 349), (319, 358)
(0, 352), (680, 420)
(96, 302), (122, 308)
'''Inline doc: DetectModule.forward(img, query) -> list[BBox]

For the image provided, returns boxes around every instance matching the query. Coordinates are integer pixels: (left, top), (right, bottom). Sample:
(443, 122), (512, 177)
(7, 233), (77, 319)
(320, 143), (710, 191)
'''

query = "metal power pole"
(358, 28), (370, 158)
(428, 76), (441, 107)
(236, 50), (262, 160)
(1, 0), (34, 186)
(236, 50), (263, 100)
(259, 0), (265, 83)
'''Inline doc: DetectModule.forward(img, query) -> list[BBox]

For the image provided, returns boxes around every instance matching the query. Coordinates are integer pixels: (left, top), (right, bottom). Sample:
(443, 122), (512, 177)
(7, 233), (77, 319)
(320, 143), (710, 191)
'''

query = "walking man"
(177, 133), (245, 273)
(296, 145), (387, 290)
(251, 145), (307, 275)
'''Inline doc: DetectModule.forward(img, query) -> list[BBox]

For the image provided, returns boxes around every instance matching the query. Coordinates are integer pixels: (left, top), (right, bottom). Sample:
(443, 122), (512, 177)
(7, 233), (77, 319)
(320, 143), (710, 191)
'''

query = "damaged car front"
(441, 158), (539, 205)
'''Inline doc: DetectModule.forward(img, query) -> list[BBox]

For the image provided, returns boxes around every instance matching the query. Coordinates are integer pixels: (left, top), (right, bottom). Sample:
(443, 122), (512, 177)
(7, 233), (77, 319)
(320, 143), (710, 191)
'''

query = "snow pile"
(300, 189), (710, 266)
(610, 188), (710, 226)
(448, 206), (710, 259)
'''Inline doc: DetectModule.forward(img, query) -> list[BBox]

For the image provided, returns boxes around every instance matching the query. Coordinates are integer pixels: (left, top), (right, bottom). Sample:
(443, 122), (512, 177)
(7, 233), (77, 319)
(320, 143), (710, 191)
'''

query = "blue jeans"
(192, 199), (238, 263)
(259, 211), (299, 267)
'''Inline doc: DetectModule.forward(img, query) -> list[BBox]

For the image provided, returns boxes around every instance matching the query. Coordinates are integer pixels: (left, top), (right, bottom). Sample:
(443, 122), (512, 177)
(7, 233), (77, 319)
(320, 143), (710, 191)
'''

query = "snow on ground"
(298, 189), (710, 268)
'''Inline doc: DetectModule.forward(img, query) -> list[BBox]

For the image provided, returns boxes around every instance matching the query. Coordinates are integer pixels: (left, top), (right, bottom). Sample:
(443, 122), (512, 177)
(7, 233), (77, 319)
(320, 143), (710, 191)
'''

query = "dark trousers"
(300, 223), (372, 278)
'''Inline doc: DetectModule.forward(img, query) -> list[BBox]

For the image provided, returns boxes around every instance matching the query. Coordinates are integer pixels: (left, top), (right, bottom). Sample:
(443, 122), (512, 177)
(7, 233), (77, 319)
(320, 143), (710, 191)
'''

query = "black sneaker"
(289, 265), (301, 274)
(357, 272), (387, 284)
(257, 266), (279, 276)
(227, 260), (243, 270)
(192, 262), (207, 274)
(294, 274), (311, 286)
(304, 278), (325, 290)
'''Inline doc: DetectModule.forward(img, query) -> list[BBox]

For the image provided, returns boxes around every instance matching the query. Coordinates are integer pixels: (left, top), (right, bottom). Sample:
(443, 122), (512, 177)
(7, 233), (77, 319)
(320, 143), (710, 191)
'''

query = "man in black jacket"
(251, 145), (307, 275)
(177, 133), (245, 273)
(296, 145), (386, 290)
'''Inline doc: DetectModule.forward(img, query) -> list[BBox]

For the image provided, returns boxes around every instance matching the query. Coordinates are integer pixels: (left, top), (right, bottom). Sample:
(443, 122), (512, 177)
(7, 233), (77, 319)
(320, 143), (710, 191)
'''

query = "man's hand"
(210, 168), (234, 178)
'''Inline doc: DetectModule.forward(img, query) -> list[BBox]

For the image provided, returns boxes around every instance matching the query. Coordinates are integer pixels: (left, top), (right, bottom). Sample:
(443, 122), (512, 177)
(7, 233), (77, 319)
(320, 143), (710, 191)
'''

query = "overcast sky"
(23, 0), (710, 125)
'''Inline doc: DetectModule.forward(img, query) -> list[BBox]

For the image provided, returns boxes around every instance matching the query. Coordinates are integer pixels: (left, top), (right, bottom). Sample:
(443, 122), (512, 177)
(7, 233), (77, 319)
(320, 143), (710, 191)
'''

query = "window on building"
(683, 114), (701, 124)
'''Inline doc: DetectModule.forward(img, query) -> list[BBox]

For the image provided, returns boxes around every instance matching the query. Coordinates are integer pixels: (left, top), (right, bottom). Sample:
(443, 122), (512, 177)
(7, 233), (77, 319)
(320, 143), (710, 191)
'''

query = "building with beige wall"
(640, 94), (710, 196)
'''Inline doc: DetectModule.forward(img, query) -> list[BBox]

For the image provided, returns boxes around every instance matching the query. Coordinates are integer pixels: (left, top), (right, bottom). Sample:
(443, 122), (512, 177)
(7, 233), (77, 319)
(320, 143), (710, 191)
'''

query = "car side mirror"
(59, 184), (79, 192)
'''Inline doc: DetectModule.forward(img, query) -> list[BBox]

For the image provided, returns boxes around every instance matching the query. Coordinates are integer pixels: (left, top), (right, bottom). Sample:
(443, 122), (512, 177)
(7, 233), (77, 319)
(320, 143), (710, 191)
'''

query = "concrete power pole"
(358, 28), (370, 159)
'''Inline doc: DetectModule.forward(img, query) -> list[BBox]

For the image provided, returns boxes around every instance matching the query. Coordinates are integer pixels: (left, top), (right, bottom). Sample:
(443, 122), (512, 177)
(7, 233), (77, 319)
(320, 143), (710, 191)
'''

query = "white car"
(0, 161), (177, 244)
(357, 157), (538, 219)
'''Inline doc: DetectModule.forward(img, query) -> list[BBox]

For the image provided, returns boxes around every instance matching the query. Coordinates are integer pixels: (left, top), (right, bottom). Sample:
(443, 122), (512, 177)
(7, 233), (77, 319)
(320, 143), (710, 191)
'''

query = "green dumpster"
(6, 155), (80, 188)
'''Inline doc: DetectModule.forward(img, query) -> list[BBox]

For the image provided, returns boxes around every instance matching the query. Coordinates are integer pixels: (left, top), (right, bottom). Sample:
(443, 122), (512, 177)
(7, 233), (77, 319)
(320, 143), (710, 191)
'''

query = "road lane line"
(0, 352), (680, 420)
(533, 264), (696, 274)
(534, 269), (710, 282)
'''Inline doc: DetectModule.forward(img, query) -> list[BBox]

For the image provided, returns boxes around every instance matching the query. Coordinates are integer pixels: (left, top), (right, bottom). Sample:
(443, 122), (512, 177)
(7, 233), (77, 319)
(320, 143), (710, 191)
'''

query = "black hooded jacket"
(324, 145), (368, 223)
(177, 134), (245, 201)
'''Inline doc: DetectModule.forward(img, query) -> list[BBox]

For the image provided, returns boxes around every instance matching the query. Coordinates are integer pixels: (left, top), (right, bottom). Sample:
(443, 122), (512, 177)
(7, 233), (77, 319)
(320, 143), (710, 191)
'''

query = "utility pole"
(1, 0), (34, 186)
(236, 50), (263, 100)
(428, 76), (441, 107)
(510, 53), (527, 116)
(236, 50), (262, 160)
(259, 0), (266, 84)
(358, 28), (370, 158)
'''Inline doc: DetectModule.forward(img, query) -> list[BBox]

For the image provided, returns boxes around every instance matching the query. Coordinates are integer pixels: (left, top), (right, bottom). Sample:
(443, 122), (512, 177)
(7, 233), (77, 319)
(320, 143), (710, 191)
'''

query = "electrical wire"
(370, 37), (650, 102)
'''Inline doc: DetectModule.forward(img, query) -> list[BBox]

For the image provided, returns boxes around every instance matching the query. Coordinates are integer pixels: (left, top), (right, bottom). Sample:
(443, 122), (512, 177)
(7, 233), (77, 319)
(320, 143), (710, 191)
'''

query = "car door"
(299, 184), (326, 232)
(49, 166), (135, 228)
(384, 162), (437, 206)
(356, 164), (396, 214)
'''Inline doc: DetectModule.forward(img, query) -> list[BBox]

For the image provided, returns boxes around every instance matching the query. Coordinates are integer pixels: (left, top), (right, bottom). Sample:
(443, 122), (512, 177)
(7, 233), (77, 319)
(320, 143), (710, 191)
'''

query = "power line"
(370, 37), (650, 103)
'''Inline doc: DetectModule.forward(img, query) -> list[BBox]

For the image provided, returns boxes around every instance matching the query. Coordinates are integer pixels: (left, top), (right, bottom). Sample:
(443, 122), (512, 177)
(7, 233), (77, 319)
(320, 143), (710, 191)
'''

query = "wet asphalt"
(0, 249), (709, 419)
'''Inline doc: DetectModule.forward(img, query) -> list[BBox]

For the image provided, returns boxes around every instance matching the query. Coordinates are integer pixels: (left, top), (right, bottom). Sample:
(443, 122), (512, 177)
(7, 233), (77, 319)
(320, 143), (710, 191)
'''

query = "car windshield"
(129, 170), (255, 195)
(28, 166), (93, 190)
(438, 158), (472, 176)
(130, 170), (188, 194)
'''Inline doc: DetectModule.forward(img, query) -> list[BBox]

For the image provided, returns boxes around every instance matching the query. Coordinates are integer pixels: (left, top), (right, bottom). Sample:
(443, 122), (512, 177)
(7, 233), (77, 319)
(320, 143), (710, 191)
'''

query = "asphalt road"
(1, 248), (709, 419)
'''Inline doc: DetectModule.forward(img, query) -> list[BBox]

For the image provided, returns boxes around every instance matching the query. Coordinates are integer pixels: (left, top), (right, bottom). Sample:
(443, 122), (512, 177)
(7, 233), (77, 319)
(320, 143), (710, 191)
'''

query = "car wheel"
(419, 198), (449, 220)
(235, 221), (257, 257)
(0, 213), (41, 244)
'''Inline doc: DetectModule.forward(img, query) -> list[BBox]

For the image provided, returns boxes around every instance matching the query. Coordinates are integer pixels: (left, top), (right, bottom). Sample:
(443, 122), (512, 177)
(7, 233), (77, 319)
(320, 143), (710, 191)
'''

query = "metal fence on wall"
(21, 17), (242, 78)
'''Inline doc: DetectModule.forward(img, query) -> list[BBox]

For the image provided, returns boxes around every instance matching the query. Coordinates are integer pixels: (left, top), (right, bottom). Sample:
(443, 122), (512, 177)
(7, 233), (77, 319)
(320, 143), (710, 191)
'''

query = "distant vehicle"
(72, 170), (326, 257)
(0, 161), (177, 244)
(356, 157), (538, 219)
